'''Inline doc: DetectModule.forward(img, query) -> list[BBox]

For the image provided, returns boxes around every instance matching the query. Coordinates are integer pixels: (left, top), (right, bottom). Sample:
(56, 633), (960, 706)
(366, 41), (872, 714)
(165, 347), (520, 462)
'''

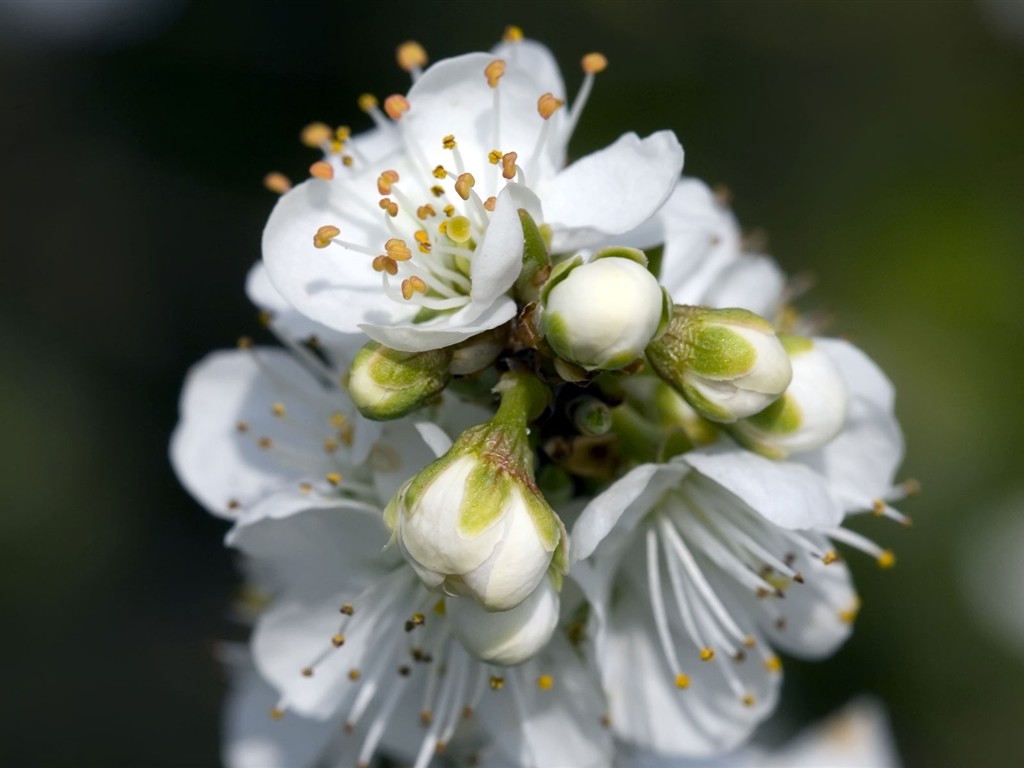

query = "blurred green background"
(2, 0), (1022, 765)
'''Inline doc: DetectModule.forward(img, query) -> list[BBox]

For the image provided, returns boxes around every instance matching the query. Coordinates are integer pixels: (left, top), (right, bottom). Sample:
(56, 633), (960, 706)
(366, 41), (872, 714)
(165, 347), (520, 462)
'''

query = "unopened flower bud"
(646, 306), (792, 423)
(731, 335), (848, 458)
(448, 576), (560, 665)
(349, 341), (451, 420)
(384, 373), (566, 611)
(541, 247), (671, 371)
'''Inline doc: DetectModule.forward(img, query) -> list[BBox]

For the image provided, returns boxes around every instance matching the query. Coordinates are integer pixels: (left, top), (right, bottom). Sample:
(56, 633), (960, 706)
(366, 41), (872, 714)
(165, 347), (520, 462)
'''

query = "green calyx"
(349, 341), (452, 420)
(514, 208), (553, 304)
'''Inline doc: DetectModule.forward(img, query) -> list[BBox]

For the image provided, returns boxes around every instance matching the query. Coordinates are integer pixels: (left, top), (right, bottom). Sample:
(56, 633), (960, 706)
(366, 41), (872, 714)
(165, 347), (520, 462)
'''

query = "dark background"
(2, 1), (1022, 765)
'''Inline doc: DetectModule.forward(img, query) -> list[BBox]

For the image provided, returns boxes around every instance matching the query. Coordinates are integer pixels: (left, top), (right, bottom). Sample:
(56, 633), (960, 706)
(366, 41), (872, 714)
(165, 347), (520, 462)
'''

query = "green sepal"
(514, 208), (552, 304)
(538, 254), (584, 305)
(592, 245), (648, 267)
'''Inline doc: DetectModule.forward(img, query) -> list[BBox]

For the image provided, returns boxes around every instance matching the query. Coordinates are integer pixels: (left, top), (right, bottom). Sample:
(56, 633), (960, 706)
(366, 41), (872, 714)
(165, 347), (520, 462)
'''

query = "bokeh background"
(2, 0), (1022, 765)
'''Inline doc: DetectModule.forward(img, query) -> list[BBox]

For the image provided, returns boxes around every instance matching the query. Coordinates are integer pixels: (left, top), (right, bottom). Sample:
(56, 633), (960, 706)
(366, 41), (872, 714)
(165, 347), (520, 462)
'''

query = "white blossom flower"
(569, 337), (906, 757)
(262, 38), (683, 353)
(171, 341), (610, 768)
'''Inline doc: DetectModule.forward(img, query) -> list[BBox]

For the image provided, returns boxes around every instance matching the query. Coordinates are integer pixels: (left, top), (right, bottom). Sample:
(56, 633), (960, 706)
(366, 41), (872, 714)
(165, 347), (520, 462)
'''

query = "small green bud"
(646, 305), (792, 423)
(348, 341), (451, 420)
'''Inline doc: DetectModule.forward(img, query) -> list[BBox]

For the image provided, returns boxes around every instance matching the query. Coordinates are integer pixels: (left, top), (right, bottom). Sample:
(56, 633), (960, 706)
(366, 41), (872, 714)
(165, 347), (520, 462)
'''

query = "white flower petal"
(543, 131), (684, 253)
(469, 183), (535, 302)
(448, 578), (559, 665)
(685, 441), (844, 530)
(262, 177), (413, 335)
(359, 294), (517, 352)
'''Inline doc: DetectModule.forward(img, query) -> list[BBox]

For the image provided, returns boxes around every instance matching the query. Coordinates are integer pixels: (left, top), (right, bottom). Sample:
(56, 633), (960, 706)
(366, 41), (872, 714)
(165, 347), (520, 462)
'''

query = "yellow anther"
(331, 633), (346, 647)
(454, 172), (475, 200)
(227, 499), (240, 511)
(270, 707), (285, 720)
(443, 204), (455, 217)
(257, 437), (273, 450)
(271, 402), (286, 418)
(484, 59), (506, 88)
(503, 25), (523, 42)
(329, 139), (343, 154)
(501, 151), (518, 179)
(483, 196), (496, 212)
(420, 709), (433, 726)
(309, 161), (334, 180)
(489, 676), (505, 690)
(537, 92), (565, 120)
(298, 482), (312, 494)
(447, 215), (473, 243)
(358, 93), (378, 112)
(699, 647), (715, 662)
(442, 134), (457, 150)
(764, 655), (782, 672)
(872, 499), (886, 516)
(430, 185), (445, 197)
(329, 412), (347, 428)
(300, 121), (332, 148)
(385, 238), (412, 261)
(396, 40), (428, 72)
(377, 169), (400, 194)
(323, 438), (339, 454)
(674, 673), (690, 689)
(437, 220), (447, 235)
(537, 674), (554, 690)
(325, 472), (342, 486)
(378, 198), (399, 217)
(236, 420), (250, 433)
(301, 667), (314, 677)
(384, 94), (410, 120)
(742, 694), (756, 707)
(582, 52), (608, 74)
(433, 598), (446, 615)
(335, 125), (352, 142)
(416, 204), (436, 220)
(414, 229), (430, 244)
(877, 550), (896, 569)
(418, 242), (431, 254)
(822, 550), (840, 565)
(401, 276), (427, 299)
(313, 224), (340, 249)
(488, 149), (503, 164)
(263, 171), (292, 194)
(348, 668), (361, 681)
(839, 599), (861, 624)
(372, 256), (398, 275)
(341, 155), (354, 167)
(743, 636), (756, 648)
(340, 603), (354, 615)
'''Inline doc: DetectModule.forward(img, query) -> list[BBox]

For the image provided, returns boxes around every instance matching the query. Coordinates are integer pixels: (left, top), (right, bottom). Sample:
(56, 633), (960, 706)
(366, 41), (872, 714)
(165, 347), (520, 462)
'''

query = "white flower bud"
(732, 335), (848, 458)
(348, 341), (451, 420)
(384, 374), (566, 611)
(646, 306), (793, 423)
(541, 248), (671, 371)
(448, 577), (560, 665)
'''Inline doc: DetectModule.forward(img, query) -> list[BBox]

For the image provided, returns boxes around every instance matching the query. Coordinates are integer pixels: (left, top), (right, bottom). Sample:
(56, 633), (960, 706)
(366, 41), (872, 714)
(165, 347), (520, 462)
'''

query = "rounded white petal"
(448, 578), (560, 665)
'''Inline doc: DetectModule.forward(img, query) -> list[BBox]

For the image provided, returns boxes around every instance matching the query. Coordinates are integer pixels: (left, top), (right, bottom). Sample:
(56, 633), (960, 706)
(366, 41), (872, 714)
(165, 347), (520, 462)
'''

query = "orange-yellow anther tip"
(877, 550), (896, 569)
(263, 172), (292, 194)
(503, 25), (524, 42)
(537, 674), (554, 690)
(485, 59), (506, 88)
(309, 161), (334, 180)
(357, 93), (378, 113)
(582, 52), (608, 74)
(454, 172), (476, 201)
(501, 151), (518, 180)
(300, 122), (332, 148)
(313, 225), (340, 248)
(396, 41), (428, 72)
(674, 673), (690, 689)
(384, 94), (410, 121)
(537, 92), (565, 120)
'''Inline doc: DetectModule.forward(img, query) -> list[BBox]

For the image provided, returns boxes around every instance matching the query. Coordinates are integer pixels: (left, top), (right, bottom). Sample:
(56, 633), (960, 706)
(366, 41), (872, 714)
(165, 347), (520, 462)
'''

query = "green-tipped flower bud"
(646, 306), (792, 423)
(732, 335), (848, 458)
(384, 373), (566, 611)
(348, 341), (451, 420)
(541, 247), (671, 371)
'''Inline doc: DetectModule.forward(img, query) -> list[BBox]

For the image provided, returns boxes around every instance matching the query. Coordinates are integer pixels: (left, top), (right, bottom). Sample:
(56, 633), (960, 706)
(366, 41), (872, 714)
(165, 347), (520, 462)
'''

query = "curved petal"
(262, 177), (415, 334)
(685, 441), (844, 530)
(402, 52), (567, 186)
(701, 255), (786, 318)
(359, 293), (517, 352)
(543, 131), (684, 253)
